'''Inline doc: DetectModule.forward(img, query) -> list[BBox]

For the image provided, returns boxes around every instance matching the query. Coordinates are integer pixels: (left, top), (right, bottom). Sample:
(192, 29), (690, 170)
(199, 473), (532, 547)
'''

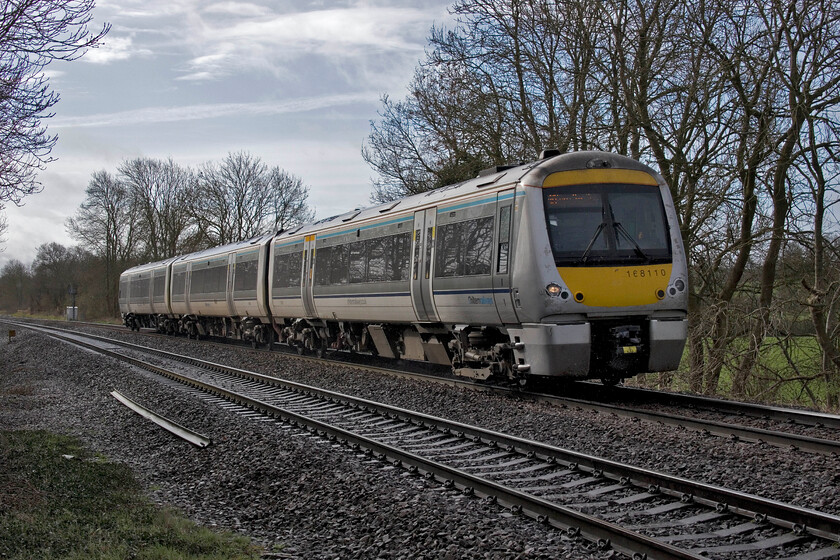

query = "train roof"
(274, 159), (536, 243)
(273, 150), (659, 243)
(120, 233), (275, 276)
(172, 232), (275, 265)
(120, 256), (179, 276)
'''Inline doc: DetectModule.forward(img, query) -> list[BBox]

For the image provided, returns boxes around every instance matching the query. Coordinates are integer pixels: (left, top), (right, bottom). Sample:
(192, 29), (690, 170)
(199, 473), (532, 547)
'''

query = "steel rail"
(110, 390), (211, 448)
(18, 321), (840, 546)
(579, 382), (840, 430)
(516, 392), (840, 455)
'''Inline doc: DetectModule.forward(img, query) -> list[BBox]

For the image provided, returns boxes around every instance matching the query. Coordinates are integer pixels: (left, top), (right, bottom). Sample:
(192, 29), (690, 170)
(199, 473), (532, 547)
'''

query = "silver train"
(119, 150), (688, 385)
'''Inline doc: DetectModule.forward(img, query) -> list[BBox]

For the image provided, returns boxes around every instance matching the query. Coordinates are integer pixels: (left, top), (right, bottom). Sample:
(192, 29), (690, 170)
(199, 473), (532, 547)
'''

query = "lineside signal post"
(8, 329), (15, 343)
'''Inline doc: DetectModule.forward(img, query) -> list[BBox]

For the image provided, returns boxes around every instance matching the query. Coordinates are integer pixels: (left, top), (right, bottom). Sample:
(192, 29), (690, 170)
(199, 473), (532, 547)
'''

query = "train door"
(225, 253), (236, 316)
(184, 264), (193, 315)
(493, 188), (519, 323)
(410, 209), (439, 322)
(301, 234), (317, 317)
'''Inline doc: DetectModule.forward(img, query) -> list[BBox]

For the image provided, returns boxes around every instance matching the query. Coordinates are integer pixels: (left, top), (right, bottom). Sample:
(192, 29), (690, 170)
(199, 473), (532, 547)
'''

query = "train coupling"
(609, 325), (642, 354)
(606, 325), (644, 371)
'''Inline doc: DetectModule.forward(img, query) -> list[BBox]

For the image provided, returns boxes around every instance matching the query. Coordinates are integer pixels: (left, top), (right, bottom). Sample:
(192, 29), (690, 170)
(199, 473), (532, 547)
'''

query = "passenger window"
(234, 257), (258, 292)
(435, 216), (494, 277)
(274, 251), (303, 289)
(349, 241), (366, 283)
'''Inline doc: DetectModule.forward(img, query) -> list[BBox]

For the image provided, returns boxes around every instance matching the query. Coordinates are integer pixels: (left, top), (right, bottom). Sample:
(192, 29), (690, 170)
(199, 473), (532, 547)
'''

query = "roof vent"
(586, 157), (612, 169)
(539, 148), (562, 159)
(477, 164), (516, 177)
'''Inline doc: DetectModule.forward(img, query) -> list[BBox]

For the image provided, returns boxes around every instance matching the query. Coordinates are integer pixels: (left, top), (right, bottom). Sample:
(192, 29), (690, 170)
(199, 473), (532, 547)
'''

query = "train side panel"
(309, 215), (415, 323)
(230, 237), (272, 320)
(267, 237), (307, 320)
(431, 193), (504, 326)
(119, 258), (176, 328)
(184, 254), (234, 319)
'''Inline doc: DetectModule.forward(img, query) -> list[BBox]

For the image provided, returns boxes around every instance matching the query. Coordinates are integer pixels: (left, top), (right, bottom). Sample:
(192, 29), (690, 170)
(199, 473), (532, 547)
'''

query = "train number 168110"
(625, 268), (668, 278)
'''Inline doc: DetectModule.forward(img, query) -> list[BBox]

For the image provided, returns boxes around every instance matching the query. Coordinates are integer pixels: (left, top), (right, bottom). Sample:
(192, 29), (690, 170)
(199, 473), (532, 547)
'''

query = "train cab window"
(543, 184), (671, 266)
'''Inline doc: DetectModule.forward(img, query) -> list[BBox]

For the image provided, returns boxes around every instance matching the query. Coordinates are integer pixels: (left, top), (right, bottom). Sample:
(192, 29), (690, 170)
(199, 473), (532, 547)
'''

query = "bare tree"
(192, 152), (268, 246)
(66, 170), (138, 315)
(364, 0), (613, 201)
(0, 0), (109, 206)
(266, 166), (314, 231)
(191, 151), (313, 245)
(0, 206), (7, 248)
(731, 0), (840, 396)
(31, 241), (84, 314)
(361, 0), (840, 406)
(0, 258), (30, 312)
(120, 157), (194, 260)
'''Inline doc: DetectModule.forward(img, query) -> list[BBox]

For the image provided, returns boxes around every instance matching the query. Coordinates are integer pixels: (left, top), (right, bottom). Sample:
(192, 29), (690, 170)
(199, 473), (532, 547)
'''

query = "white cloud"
(83, 35), (152, 64)
(49, 92), (379, 128)
(204, 2), (272, 17)
(175, 3), (448, 82)
(97, 0), (197, 19)
(42, 69), (66, 80)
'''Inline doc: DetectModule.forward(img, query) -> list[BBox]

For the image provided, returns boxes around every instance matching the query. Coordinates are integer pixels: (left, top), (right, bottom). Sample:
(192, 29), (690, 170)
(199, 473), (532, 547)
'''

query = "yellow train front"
(504, 151), (688, 384)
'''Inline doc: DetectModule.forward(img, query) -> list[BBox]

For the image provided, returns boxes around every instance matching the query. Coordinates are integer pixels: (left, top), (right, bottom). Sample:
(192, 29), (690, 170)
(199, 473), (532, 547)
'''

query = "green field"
(0, 430), (264, 560)
(631, 336), (840, 411)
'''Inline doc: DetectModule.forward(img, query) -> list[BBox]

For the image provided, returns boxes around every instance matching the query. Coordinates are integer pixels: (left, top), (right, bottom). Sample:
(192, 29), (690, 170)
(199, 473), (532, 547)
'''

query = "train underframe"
(123, 311), (658, 385)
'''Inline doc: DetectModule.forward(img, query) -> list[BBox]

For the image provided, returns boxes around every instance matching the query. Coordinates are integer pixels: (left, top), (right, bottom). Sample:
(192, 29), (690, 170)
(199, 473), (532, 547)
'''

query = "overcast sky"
(0, 0), (455, 269)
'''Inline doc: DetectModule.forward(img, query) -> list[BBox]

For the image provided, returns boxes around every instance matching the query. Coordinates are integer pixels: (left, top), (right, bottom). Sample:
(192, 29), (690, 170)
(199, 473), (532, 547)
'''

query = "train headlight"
(667, 278), (687, 297)
(546, 283), (562, 297)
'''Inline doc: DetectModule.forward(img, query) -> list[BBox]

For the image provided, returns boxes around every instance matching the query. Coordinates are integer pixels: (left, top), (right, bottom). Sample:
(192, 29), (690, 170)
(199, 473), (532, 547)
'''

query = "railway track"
(21, 318), (840, 456)
(572, 382), (840, 430)
(12, 321), (840, 560)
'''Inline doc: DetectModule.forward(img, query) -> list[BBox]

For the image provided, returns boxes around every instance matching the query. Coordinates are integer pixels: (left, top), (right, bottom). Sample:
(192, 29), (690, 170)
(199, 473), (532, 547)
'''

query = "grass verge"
(0, 430), (263, 560)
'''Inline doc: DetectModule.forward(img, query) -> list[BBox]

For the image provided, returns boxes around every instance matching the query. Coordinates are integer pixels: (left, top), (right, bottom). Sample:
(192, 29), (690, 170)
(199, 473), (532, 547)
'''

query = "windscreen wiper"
(607, 200), (651, 263)
(614, 221), (651, 262)
(580, 222), (606, 263)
